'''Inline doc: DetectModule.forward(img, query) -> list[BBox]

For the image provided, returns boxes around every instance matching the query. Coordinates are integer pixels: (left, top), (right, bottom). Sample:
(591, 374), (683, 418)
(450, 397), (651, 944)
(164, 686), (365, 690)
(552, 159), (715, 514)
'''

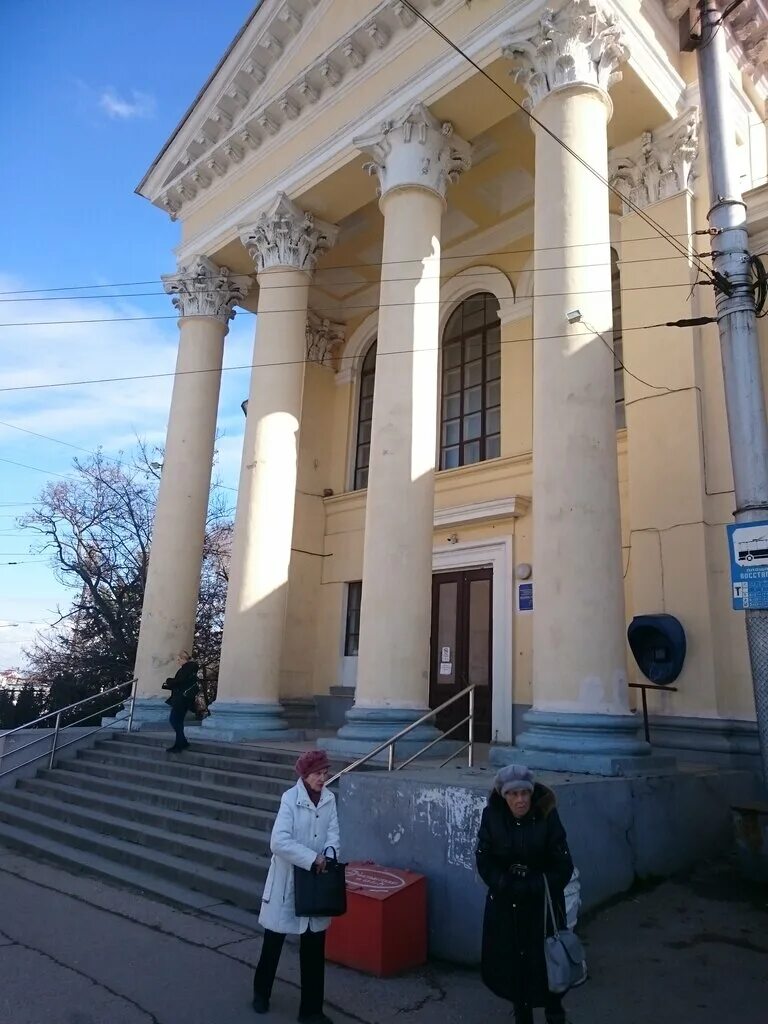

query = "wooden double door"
(429, 567), (493, 743)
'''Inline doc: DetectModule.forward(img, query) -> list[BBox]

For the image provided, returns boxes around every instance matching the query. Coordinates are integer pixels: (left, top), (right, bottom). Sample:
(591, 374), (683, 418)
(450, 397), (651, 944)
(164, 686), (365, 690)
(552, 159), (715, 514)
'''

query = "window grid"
(353, 341), (377, 490)
(440, 293), (501, 471)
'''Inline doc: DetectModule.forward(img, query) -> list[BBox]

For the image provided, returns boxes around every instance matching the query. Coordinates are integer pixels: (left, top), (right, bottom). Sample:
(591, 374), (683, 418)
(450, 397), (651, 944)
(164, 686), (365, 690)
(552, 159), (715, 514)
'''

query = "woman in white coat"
(253, 749), (340, 1024)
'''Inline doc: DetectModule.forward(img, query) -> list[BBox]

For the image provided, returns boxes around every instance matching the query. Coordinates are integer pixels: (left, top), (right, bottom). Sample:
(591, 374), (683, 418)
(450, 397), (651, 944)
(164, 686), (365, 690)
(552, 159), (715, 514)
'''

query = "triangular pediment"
(138, 0), (437, 218)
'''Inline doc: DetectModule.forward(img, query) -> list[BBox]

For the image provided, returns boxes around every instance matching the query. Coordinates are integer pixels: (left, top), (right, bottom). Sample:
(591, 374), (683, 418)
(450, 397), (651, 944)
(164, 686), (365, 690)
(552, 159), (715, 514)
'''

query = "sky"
(0, 1), (257, 669)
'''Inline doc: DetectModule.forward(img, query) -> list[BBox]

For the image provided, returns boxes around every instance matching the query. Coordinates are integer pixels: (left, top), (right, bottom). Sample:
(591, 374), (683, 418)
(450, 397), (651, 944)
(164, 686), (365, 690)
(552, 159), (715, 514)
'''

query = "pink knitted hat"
(295, 749), (331, 779)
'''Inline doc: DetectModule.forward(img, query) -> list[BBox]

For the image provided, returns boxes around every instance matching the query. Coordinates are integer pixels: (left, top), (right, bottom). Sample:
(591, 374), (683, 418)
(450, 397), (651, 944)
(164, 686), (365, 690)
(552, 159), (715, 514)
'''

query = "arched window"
(440, 293), (501, 470)
(611, 249), (625, 429)
(353, 340), (377, 490)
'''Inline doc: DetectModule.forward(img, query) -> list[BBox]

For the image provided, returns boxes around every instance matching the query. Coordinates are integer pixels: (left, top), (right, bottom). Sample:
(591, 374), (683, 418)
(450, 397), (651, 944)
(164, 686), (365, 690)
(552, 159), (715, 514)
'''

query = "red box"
(326, 863), (427, 977)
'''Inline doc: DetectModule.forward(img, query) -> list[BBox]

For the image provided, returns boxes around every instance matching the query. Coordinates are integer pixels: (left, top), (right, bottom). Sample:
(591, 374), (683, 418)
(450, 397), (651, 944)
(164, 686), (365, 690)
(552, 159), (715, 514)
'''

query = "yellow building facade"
(133, 0), (768, 770)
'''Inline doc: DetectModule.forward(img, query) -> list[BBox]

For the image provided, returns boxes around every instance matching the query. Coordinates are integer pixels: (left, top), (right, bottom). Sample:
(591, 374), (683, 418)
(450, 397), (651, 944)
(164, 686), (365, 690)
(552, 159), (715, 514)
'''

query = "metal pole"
(387, 743), (395, 772)
(49, 712), (61, 770)
(127, 677), (137, 734)
(468, 686), (475, 768)
(641, 687), (650, 744)
(696, 0), (768, 786)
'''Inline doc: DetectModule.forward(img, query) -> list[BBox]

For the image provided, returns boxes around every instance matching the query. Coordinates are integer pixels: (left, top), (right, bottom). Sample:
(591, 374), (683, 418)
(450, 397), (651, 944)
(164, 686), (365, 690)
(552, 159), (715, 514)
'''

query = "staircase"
(0, 733), (325, 916)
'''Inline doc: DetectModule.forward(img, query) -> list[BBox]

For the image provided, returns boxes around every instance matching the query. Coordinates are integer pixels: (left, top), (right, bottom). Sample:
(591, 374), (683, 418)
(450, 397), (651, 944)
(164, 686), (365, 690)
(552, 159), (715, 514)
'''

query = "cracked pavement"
(0, 849), (765, 1024)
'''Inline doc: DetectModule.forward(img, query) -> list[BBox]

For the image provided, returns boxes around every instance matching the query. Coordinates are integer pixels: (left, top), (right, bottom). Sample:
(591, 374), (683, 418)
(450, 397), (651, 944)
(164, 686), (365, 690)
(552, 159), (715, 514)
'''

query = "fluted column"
(324, 104), (471, 756)
(490, 2), (665, 772)
(133, 258), (250, 719)
(205, 194), (337, 740)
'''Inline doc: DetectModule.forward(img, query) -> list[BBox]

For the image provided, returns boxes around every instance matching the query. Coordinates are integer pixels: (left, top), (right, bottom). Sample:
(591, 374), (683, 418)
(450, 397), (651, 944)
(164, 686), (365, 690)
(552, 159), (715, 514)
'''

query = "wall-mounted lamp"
(516, 563), (532, 580)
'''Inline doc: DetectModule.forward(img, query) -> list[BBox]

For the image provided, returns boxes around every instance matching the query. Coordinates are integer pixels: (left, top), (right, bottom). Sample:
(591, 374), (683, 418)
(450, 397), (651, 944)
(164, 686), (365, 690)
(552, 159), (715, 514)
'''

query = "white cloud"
(98, 88), (156, 121)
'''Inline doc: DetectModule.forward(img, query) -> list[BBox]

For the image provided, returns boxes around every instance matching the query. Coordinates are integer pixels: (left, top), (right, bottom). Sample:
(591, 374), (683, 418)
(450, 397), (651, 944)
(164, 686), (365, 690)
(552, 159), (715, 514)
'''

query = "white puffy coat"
(259, 780), (341, 935)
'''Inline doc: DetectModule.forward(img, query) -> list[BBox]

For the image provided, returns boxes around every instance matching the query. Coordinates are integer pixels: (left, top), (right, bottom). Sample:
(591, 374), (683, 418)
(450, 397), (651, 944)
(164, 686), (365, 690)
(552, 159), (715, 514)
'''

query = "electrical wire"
(400, 1), (719, 288)
(0, 235), (715, 298)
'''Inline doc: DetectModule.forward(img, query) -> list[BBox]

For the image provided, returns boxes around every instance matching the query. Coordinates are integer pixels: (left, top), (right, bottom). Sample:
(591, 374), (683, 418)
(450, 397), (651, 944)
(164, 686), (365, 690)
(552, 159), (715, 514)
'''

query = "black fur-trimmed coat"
(475, 783), (573, 1007)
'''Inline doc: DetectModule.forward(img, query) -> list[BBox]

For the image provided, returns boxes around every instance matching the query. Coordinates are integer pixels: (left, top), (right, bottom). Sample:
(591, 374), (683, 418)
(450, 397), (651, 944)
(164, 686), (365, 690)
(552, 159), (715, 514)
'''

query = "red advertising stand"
(326, 863), (427, 977)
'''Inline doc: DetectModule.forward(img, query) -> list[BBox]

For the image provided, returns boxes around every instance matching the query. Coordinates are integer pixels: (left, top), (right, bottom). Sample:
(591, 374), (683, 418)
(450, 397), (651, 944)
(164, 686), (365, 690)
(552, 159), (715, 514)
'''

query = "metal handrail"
(0, 677), (138, 780)
(327, 684), (476, 785)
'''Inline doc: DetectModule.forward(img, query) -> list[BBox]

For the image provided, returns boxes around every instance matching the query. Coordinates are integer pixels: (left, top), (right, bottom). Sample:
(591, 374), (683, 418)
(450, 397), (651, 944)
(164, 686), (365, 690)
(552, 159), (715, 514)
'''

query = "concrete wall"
(338, 767), (761, 964)
(0, 727), (111, 791)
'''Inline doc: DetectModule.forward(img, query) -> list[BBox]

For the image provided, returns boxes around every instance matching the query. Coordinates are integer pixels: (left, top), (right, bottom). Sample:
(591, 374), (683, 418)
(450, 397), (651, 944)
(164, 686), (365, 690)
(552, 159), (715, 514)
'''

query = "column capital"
(306, 311), (345, 366)
(354, 102), (472, 204)
(162, 256), (251, 323)
(239, 192), (338, 275)
(610, 108), (700, 213)
(502, 1), (628, 113)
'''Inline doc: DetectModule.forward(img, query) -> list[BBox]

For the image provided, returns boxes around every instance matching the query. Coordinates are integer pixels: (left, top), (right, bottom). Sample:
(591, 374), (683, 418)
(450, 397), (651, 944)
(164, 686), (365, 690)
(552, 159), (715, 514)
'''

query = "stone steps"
(0, 732), (348, 915)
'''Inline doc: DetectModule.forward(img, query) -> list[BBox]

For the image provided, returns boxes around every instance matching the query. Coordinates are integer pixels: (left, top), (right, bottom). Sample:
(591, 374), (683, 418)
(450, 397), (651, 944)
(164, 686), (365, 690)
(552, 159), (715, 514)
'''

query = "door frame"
(432, 537), (514, 744)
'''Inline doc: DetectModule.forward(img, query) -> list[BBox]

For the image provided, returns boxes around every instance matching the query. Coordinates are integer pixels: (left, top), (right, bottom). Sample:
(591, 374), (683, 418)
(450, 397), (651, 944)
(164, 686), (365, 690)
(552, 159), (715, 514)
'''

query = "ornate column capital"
(502, 1), (628, 112)
(353, 102), (472, 204)
(239, 192), (338, 275)
(306, 311), (345, 367)
(610, 109), (700, 212)
(162, 256), (251, 323)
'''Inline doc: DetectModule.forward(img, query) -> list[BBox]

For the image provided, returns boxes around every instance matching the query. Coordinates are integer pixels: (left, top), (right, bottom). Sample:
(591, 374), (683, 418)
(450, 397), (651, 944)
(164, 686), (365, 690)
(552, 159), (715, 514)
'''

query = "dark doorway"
(429, 568), (493, 742)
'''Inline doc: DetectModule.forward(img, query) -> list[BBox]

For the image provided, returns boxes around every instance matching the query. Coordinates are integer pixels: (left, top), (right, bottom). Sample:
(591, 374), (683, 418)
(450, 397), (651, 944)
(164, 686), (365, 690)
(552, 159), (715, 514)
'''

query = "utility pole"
(695, 0), (768, 785)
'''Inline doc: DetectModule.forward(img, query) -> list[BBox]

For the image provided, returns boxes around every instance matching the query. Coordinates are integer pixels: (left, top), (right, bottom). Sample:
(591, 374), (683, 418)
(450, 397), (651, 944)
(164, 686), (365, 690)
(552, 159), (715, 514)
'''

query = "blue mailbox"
(627, 614), (686, 686)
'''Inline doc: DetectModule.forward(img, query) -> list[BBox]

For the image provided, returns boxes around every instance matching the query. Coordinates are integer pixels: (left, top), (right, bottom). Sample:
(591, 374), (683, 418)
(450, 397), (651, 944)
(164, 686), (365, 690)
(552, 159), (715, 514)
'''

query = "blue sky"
(0, 1), (256, 668)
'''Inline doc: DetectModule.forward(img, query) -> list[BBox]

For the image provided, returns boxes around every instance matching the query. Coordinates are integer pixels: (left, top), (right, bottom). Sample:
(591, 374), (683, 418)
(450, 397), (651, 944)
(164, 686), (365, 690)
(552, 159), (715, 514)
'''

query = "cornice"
(175, 0), (548, 262)
(144, 0), (457, 219)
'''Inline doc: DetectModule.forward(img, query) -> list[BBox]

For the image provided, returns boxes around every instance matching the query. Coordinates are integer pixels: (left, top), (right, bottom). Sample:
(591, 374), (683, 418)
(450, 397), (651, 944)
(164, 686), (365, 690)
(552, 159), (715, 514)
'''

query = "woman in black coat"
(161, 650), (199, 753)
(476, 764), (574, 1024)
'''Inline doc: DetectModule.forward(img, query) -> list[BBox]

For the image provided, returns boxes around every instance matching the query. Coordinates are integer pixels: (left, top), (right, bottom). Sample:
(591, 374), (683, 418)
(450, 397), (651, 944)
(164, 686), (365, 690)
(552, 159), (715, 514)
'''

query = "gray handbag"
(543, 875), (588, 994)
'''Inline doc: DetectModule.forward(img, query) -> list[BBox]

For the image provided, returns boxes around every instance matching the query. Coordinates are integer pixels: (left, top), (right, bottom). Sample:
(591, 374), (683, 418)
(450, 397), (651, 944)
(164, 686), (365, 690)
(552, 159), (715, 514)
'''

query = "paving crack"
(0, 931), (162, 1023)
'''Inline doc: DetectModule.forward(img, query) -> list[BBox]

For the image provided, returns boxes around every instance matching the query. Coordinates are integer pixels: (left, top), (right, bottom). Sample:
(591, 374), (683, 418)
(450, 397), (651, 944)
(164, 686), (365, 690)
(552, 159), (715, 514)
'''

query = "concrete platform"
(337, 761), (764, 963)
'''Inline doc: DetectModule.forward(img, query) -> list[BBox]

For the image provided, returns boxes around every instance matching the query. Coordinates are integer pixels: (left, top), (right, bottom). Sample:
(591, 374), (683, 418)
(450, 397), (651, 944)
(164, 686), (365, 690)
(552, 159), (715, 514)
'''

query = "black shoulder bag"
(294, 847), (347, 917)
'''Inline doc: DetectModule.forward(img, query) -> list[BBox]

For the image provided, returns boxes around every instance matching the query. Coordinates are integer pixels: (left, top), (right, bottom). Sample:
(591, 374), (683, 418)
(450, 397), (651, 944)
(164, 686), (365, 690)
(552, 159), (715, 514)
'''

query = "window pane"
(443, 393), (461, 420)
(468, 578), (491, 687)
(360, 396), (374, 422)
(485, 295), (500, 320)
(487, 352), (501, 380)
(486, 407), (500, 436)
(444, 342), (462, 369)
(361, 373), (375, 398)
(486, 324), (501, 354)
(442, 446), (460, 469)
(464, 385), (482, 414)
(486, 434), (501, 459)
(442, 420), (461, 446)
(355, 467), (369, 489)
(486, 379), (500, 408)
(435, 581), (458, 685)
(357, 444), (370, 468)
(344, 582), (362, 656)
(464, 440), (481, 463)
(445, 308), (463, 339)
(465, 332), (483, 362)
(465, 295), (485, 316)
(358, 420), (371, 444)
(465, 360), (482, 387)
(444, 367), (462, 394)
(464, 412), (482, 440)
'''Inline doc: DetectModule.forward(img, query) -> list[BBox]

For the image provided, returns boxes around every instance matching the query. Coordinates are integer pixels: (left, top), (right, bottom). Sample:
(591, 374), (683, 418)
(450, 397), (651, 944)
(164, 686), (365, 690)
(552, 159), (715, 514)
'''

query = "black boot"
(252, 992), (269, 1014)
(513, 1006), (534, 1024)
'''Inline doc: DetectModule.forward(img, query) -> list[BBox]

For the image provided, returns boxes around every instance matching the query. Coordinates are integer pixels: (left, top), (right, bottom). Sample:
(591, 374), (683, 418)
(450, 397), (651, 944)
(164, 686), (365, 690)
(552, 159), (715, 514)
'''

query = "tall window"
(344, 582), (362, 656)
(612, 249), (625, 429)
(353, 341), (377, 490)
(440, 293), (501, 470)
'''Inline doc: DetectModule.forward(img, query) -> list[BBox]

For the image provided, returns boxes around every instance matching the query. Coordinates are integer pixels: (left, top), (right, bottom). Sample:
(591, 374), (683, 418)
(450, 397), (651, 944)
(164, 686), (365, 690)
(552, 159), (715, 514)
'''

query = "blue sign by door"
(727, 521), (768, 610)
(518, 582), (533, 613)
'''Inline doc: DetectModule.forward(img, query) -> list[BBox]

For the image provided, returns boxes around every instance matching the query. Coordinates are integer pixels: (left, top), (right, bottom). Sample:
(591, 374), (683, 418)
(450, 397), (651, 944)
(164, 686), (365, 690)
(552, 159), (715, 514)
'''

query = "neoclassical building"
(133, 0), (768, 769)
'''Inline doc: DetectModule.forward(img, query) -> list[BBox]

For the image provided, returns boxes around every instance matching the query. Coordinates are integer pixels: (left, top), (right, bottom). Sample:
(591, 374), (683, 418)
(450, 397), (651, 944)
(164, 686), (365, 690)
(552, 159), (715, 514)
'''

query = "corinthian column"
(206, 194), (337, 740)
(133, 257), (250, 720)
(324, 103), (471, 756)
(490, 2), (664, 772)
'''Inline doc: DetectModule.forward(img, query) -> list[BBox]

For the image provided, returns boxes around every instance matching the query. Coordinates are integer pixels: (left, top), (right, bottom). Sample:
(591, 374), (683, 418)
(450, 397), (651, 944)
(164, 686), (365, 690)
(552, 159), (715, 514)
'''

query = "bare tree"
(18, 445), (232, 712)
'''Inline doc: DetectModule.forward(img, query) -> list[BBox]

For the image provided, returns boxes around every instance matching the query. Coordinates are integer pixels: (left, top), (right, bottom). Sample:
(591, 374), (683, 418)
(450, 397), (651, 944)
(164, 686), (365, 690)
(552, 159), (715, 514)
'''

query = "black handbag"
(293, 847), (347, 917)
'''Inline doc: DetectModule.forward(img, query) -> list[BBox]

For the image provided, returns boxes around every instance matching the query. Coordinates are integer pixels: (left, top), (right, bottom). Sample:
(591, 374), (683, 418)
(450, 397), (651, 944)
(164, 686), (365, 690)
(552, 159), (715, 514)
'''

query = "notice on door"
(441, 646), (451, 663)
(439, 663), (452, 676)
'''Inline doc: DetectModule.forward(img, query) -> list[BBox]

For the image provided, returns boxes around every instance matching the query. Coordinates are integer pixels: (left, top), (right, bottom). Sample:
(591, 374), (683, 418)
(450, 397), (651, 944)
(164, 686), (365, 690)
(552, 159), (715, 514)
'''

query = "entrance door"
(429, 568), (493, 742)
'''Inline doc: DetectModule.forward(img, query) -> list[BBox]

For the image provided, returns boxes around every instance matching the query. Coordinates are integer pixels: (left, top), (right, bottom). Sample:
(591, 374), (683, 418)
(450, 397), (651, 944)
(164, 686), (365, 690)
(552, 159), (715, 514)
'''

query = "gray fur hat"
(495, 763), (534, 796)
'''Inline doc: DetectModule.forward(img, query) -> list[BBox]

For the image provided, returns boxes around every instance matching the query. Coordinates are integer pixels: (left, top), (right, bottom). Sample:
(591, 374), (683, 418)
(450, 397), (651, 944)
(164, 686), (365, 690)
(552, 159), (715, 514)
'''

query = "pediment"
(138, 0), (447, 219)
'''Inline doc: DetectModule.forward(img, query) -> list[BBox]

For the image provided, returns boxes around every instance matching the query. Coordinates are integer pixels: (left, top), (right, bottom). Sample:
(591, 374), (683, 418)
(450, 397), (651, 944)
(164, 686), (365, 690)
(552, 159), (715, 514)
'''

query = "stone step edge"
(93, 740), (299, 777)
(77, 749), (296, 789)
(1, 786), (272, 851)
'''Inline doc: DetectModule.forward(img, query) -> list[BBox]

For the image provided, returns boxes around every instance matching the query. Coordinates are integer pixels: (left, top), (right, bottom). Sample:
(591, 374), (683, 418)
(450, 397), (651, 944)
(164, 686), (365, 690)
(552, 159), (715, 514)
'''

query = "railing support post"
(49, 712), (62, 770)
(468, 686), (475, 768)
(127, 676), (138, 734)
(387, 743), (395, 772)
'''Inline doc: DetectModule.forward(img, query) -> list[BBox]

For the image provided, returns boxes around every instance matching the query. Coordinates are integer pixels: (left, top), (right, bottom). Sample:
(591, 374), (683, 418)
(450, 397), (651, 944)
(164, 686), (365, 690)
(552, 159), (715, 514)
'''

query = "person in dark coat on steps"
(161, 650), (198, 753)
(476, 764), (574, 1024)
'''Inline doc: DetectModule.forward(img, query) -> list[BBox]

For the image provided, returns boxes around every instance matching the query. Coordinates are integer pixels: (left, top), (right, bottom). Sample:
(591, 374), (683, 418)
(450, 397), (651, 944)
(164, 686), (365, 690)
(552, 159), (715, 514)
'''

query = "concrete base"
(124, 697), (173, 731)
(647, 714), (761, 770)
(200, 701), (299, 742)
(319, 704), (462, 761)
(491, 708), (675, 776)
(337, 763), (762, 964)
